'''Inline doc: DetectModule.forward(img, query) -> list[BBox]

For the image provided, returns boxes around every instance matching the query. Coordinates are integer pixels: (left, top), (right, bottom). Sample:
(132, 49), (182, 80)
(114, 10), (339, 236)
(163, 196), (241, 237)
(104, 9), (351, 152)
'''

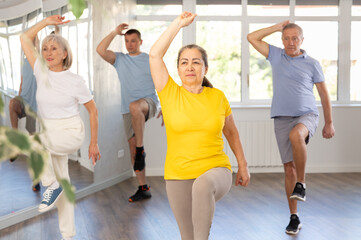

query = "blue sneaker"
(38, 186), (63, 213)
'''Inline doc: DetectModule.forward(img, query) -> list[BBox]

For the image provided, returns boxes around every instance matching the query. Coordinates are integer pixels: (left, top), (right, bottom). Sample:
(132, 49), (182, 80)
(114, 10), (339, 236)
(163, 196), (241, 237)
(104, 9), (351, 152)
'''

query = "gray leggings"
(166, 167), (232, 240)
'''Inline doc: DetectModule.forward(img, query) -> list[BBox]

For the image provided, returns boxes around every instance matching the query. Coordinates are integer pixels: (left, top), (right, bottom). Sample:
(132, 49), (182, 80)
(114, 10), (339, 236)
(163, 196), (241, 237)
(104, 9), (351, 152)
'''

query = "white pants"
(40, 115), (85, 239)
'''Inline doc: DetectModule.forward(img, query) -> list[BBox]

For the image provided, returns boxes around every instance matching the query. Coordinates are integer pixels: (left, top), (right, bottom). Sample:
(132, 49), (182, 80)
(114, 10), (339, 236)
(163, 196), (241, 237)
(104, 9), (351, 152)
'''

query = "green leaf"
(33, 134), (42, 144)
(29, 151), (44, 181)
(68, 0), (87, 19)
(59, 179), (76, 203)
(5, 129), (30, 150)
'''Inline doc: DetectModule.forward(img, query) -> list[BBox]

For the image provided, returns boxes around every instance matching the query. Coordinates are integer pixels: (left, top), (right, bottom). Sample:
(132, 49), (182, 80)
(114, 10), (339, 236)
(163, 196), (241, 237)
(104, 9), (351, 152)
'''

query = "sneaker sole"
(285, 223), (302, 235)
(128, 194), (152, 202)
(38, 190), (63, 213)
(290, 195), (306, 201)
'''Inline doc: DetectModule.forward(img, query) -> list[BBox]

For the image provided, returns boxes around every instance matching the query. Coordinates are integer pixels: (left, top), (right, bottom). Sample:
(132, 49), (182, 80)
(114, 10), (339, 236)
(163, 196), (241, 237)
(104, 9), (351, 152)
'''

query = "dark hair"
(125, 29), (142, 40)
(282, 23), (303, 38)
(177, 44), (213, 88)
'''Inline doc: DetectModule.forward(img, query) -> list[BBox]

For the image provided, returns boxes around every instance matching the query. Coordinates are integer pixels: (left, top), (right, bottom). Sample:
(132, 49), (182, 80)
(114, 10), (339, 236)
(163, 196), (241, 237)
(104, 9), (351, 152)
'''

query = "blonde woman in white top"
(20, 15), (100, 240)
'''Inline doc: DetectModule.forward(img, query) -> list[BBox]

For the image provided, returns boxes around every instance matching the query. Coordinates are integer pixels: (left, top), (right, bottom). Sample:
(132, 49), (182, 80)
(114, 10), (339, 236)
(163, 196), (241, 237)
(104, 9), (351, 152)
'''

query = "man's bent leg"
(128, 136), (146, 186)
(289, 124), (309, 183)
(9, 97), (24, 129)
(129, 99), (149, 147)
(128, 136), (150, 202)
(284, 162), (298, 214)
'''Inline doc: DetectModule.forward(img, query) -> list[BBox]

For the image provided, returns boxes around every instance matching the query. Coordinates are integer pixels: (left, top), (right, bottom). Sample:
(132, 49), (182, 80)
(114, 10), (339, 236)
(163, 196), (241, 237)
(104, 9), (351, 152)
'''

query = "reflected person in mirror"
(20, 15), (100, 240)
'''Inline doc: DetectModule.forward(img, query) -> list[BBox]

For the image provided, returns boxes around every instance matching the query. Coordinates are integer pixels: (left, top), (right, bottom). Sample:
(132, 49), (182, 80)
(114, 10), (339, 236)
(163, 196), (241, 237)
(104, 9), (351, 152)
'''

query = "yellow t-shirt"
(158, 76), (232, 180)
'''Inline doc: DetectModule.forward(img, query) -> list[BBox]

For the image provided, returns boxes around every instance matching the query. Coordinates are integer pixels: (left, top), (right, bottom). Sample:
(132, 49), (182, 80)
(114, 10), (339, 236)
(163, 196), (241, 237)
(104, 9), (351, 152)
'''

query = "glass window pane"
(297, 21), (338, 101)
(248, 1), (289, 16)
(8, 22), (23, 34)
(196, 4), (242, 16)
(352, 0), (361, 16)
(77, 22), (90, 89)
(249, 24), (283, 100)
(136, 5), (182, 15)
(351, 21), (361, 101)
(0, 37), (9, 89)
(135, 21), (182, 84)
(9, 35), (21, 92)
(196, 21), (241, 102)
(68, 25), (78, 74)
(295, 1), (339, 16)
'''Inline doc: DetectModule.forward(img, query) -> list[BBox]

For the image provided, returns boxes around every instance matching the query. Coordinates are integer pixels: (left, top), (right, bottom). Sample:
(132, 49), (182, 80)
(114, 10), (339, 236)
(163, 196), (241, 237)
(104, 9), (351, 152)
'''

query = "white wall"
(92, 0), (136, 183)
(143, 106), (361, 175)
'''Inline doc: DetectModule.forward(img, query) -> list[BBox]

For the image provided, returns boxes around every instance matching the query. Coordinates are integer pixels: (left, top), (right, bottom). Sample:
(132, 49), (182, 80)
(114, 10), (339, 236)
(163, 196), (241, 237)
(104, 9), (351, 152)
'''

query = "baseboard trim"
(0, 170), (132, 230)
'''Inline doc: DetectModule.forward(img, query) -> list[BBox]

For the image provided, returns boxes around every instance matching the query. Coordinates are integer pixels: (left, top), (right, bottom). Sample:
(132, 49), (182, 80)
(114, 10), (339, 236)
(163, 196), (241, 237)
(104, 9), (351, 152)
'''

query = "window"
(135, 21), (182, 84)
(297, 21), (338, 101)
(247, 0), (289, 16)
(351, 21), (361, 101)
(295, 0), (339, 16)
(196, 21), (241, 101)
(248, 24), (283, 100)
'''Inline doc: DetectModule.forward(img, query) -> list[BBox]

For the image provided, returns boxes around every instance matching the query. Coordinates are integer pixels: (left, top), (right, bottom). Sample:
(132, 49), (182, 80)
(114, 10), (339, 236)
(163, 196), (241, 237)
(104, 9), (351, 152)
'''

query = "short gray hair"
(282, 23), (303, 38)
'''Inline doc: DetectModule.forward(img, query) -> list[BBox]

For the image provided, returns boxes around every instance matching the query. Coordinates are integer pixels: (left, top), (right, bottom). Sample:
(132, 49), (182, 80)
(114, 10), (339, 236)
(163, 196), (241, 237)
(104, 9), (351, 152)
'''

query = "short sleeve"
(312, 61), (325, 83)
(74, 78), (93, 104)
(223, 92), (232, 117)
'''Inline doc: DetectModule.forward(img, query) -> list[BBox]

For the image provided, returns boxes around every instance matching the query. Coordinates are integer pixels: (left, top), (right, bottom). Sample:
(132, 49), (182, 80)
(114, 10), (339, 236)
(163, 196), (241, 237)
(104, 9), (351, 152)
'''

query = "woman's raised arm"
(20, 15), (69, 69)
(149, 12), (196, 92)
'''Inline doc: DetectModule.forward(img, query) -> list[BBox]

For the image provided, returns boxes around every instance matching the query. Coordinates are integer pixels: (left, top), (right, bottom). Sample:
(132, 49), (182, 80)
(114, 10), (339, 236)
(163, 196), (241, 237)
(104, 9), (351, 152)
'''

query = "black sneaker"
(133, 151), (146, 172)
(128, 185), (151, 202)
(290, 182), (306, 201)
(32, 183), (41, 192)
(285, 214), (302, 235)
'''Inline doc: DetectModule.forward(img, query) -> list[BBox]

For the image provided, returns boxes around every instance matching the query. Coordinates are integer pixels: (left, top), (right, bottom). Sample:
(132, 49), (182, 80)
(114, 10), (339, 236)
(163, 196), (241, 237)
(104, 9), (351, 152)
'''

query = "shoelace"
(42, 188), (55, 203)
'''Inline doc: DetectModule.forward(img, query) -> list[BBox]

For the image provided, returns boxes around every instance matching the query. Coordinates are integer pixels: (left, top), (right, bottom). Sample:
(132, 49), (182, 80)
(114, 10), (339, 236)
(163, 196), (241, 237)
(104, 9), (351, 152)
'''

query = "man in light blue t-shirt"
(248, 21), (335, 235)
(97, 24), (160, 202)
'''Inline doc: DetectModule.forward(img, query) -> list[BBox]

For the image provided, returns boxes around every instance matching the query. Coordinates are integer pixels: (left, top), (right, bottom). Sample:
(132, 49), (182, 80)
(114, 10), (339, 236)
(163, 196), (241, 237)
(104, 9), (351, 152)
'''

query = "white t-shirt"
(34, 59), (93, 119)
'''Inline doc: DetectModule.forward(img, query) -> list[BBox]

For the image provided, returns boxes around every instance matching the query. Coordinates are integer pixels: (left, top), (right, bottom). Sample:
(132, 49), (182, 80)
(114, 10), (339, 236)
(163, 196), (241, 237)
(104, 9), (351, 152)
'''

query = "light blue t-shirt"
(113, 52), (159, 114)
(267, 45), (324, 118)
(21, 58), (37, 112)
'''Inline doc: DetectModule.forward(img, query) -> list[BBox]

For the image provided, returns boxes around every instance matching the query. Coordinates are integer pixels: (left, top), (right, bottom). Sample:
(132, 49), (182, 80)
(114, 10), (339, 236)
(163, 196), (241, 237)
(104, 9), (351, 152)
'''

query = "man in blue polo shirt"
(248, 21), (335, 235)
(97, 24), (159, 202)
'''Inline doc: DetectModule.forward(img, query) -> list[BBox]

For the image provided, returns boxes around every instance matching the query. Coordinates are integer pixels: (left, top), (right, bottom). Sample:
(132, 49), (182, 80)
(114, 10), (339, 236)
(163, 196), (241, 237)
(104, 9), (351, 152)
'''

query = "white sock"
(291, 213), (299, 217)
(300, 182), (306, 188)
(50, 181), (60, 189)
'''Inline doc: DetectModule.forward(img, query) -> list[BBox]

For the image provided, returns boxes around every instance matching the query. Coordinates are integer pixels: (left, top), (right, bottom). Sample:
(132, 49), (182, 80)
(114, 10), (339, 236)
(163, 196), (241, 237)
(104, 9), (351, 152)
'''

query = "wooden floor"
(0, 172), (361, 240)
(0, 157), (93, 217)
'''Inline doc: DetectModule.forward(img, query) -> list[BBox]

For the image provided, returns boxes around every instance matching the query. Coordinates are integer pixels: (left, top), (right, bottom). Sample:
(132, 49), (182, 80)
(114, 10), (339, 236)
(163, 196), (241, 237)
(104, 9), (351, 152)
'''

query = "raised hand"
(276, 20), (290, 31)
(45, 15), (70, 26)
(115, 23), (129, 35)
(178, 11), (197, 28)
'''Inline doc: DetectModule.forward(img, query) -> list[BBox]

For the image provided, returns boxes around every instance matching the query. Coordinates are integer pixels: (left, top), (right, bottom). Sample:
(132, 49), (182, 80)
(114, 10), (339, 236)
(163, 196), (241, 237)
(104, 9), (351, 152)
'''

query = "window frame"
(136, 0), (359, 105)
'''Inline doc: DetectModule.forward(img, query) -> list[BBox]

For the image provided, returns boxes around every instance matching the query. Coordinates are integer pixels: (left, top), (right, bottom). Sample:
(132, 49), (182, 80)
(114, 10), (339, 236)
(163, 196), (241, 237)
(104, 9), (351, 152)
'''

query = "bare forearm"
(149, 18), (182, 59)
(89, 111), (99, 145)
(321, 95), (333, 124)
(248, 24), (280, 42)
(225, 131), (247, 167)
(21, 19), (46, 43)
(96, 31), (117, 54)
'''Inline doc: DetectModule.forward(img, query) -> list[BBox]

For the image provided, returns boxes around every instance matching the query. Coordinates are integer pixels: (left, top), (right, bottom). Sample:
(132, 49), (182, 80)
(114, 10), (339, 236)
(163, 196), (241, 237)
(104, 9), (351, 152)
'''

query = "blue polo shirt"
(267, 45), (324, 118)
(113, 52), (159, 114)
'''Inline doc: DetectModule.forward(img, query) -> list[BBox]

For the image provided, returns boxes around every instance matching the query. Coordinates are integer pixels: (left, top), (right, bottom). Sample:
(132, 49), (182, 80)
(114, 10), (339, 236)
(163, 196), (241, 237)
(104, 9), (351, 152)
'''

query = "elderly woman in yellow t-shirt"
(149, 12), (250, 240)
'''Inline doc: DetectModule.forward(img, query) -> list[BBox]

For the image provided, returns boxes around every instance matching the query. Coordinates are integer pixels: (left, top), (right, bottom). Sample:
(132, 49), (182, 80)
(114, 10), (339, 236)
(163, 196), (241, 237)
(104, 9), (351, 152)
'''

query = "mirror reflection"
(0, 3), (94, 219)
